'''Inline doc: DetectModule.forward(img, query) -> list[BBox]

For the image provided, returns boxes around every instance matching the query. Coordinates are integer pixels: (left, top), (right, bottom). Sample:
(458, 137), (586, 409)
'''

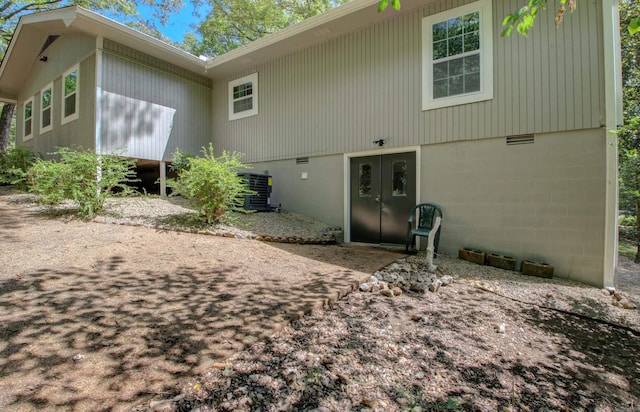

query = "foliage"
(28, 147), (138, 217)
(619, 148), (640, 261)
(168, 144), (254, 223)
(619, 239), (637, 260)
(0, 147), (38, 188)
(188, 0), (347, 56)
(169, 148), (195, 173)
(501, 0), (576, 37)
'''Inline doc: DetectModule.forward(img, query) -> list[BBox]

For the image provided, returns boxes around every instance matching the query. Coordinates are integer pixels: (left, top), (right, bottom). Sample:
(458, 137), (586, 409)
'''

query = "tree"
(0, 0), (184, 151)
(189, 0), (347, 57)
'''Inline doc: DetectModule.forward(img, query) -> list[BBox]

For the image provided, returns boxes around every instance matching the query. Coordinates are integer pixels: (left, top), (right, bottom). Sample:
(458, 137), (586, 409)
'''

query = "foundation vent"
(296, 157), (309, 164)
(506, 134), (534, 145)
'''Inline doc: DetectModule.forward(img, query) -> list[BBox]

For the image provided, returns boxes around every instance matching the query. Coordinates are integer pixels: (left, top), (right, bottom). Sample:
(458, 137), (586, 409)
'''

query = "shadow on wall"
(101, 91), (176, 161)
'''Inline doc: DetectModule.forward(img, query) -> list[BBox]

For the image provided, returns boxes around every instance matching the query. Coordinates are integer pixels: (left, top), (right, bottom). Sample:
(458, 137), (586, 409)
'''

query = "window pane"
(464, 73), (481, 93)
(464, 32), (480, 53)
(463, 12), (480, 32)
(432, 22), (447, 42)
(448, 17), (464, 37)
(433, 61), (448, 80)
(233, 97), (253, 114)
(64, 70), (77, 96)
(448, 35), (463, 57)
(449, 57), (464, 76)
(25, 119), (32, 136)
(433, 40), (448, 60)
(65, 94), (76, 117)
(464, 54), (480, 74)
(42, 107), (51, 128)
(233, 82), (253, 99)
(42, 88), (51, 108)
(449, 75), (464, 95)
(359, 164), (372, 197)
(392, 161), (407, 196)
(24, 102), (32, 119)
(433, 79), (448, 99)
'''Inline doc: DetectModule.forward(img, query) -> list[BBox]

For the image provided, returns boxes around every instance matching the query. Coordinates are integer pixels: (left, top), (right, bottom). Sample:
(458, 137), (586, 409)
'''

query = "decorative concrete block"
(458, 248), (485, 265)
(486, 253), (517, 271)
(521, 260), (554, 278)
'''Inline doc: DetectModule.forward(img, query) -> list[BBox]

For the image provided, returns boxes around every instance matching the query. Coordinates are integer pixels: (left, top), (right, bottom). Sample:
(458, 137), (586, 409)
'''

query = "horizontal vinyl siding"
(101, 45), (212, 161)
(214, 0), (602, 163)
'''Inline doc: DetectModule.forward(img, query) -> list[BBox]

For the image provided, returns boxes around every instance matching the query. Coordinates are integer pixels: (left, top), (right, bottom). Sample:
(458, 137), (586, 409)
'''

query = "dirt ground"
(0, 196), (402, 411)
(1, 192), (639, 411)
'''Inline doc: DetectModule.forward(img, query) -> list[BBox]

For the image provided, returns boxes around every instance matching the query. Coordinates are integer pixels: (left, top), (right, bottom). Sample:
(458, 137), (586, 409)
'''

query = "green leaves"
(630, 17), (640, 35)
(378, 0), (400, 12)
(28, 147), (138, 217)
(168, 145), (254, 223)
(501, 1), (545, 38)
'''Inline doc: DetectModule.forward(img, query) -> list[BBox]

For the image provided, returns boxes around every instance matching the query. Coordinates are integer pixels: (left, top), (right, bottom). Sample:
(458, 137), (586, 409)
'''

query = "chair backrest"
(415, 203), (443, 230)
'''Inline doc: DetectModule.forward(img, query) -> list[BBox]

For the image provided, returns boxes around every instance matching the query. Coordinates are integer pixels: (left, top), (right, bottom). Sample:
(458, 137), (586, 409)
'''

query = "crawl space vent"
(506, 134), (535, 145)
(296, 157), (309, 165)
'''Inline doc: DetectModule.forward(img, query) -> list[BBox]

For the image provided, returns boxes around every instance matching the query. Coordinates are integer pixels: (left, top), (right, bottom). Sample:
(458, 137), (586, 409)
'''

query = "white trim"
(421, 0), (493, 111)
(23, 97), (34, 141)
(602, 0), (622, 288)
(229, 73), (258, 121)
(61, 64), (79, 125)
(343, 146), (421, 243)
(95, 46), (103, 154)
(39, 82), (53, 134)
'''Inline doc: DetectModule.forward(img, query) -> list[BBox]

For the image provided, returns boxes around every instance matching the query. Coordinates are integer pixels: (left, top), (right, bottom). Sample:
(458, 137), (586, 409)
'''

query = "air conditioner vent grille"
(506, 134), (535, 145)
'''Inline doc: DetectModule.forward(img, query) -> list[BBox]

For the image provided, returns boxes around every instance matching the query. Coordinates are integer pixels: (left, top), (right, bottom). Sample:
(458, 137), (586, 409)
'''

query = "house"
(0, 0), (622, 288)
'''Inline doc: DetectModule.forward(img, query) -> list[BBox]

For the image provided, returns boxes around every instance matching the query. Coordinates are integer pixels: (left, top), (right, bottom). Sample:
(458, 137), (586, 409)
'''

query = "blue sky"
(138, 1), (210, 43)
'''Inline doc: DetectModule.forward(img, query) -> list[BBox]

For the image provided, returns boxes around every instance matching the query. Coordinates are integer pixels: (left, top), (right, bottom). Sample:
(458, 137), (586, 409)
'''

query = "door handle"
(375, 195), (381, 202)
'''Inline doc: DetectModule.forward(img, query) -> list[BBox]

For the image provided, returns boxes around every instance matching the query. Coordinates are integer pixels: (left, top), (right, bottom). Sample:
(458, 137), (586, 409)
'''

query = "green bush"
(619, 213), (637, 227)
(28, 147), (138, 217)
(0, 147), (38, 188)
(168, 144), (254, 223)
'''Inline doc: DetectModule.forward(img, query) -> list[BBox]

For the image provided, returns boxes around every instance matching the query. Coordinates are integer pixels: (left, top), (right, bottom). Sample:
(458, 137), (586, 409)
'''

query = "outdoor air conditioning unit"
(239, 173), (272, 211)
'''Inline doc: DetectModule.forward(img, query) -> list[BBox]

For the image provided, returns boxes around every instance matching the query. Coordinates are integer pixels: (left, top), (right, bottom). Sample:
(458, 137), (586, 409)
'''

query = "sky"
(137, 1), (210, 43)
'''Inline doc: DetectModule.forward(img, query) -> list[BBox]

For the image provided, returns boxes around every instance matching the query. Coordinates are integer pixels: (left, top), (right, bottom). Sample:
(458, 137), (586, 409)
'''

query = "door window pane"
(359, 164), (372, 197)
(392, 160), (407, 196)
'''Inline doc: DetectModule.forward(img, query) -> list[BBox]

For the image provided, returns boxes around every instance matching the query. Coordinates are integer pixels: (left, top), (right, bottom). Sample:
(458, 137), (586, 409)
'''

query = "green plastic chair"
(405, 203), (443, 253)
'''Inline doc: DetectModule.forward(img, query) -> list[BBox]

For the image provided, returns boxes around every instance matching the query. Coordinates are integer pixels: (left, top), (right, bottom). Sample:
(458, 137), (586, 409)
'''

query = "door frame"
(343, 146), (421, 244)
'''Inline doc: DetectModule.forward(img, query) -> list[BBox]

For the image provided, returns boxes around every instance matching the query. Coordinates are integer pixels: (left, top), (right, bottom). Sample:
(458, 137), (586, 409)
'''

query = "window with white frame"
(62, 65), (79, 124)
(422, 0), (493, 110)
(229, 73), (258, 120)
(23, 97), (33, 141)
(40, 82), (53, 133)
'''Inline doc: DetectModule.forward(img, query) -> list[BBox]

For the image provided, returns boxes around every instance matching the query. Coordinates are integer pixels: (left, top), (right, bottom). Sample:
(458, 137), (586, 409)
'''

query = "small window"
(40, 83), (53, 133)
(62, 65), (79, 124)
(392, 160), (408, 196)
(422, 0), (493, 110)
(23, 98), (33, 141)
(229, 73), (258, 120)
(359, 163), (372, 197)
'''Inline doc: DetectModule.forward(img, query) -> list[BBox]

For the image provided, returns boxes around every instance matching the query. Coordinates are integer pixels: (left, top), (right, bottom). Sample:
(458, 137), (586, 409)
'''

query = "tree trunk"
(0, 103), (16, 152)
(635, 198), (640, 263)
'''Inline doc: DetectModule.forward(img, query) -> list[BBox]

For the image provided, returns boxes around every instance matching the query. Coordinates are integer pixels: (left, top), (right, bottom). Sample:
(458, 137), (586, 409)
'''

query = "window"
(229, 73), (258, 120)
(422, 0), (493, 110)
(392, 160), (408, 196)
(62, 65), (79, 124)
(23, 97), (33, 141)
(40, 83), (53, 133)
(359, 163), (372, 197)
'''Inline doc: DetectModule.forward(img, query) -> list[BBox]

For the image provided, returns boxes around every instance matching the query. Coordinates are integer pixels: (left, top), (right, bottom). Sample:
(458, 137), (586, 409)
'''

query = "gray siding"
(213, 0), (602, 163)
(17, 32), (97, 156)
(101, 41), (213, 161)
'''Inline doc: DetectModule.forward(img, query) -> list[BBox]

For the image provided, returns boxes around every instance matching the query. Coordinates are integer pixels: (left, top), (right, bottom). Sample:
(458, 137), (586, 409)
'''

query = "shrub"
(169, 144), (254, 223)
(0, 147), (38, 188)
(28, 147), (138, 216)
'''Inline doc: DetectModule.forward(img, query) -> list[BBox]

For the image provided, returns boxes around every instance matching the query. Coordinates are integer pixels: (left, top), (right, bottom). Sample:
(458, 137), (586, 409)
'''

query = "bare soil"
(0, 190), (639, 411)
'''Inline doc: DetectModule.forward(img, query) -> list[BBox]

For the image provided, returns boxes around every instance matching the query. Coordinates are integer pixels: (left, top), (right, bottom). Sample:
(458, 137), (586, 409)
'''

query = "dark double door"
(350, 152), (416, 244)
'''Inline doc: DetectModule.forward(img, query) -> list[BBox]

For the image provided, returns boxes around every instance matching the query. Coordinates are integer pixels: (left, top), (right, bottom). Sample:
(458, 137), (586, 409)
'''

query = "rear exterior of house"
(208, 0), (621, 287)
(0, 8), (213, 183)
(0, 0), (622, 288)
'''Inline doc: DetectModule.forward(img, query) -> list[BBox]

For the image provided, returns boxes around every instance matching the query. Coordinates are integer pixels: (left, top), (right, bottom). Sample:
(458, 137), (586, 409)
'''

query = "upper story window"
(422, 0), (493, 110)
(62, 64), (79, 124)
(229, 73), (258, 120)
(40, 82), (53, 133)
(23, 97), (33, 141)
